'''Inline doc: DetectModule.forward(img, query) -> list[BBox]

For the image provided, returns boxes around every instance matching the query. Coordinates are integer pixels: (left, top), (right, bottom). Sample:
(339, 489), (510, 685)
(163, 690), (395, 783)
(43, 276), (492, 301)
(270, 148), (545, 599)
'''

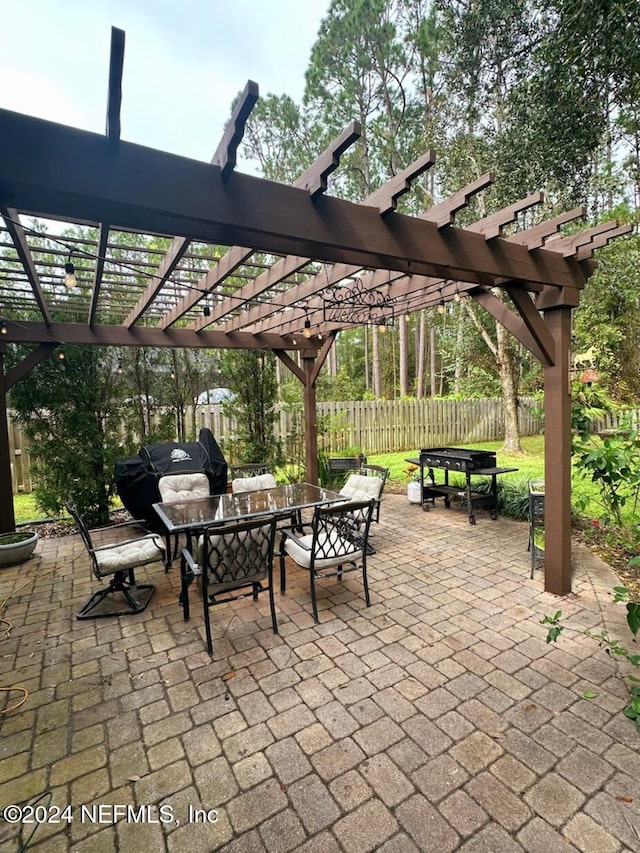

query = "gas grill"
(420, 447), (497, 473)
(405, 447), (517, 524)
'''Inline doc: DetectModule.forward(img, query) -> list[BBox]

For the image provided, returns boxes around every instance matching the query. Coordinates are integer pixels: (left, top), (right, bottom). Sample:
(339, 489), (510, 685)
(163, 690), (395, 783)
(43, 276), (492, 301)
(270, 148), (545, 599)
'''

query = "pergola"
(0, 29), (630, 596)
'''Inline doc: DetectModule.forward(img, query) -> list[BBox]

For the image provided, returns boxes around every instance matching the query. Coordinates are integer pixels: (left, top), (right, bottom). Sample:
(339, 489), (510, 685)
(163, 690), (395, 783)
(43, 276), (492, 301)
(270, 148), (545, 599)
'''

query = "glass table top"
(153, 482), (343, 532)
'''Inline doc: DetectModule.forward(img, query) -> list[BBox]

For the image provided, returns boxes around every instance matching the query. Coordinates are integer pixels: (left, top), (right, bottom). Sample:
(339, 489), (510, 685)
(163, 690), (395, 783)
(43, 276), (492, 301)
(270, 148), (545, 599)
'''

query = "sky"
(0, 0), (331, 167)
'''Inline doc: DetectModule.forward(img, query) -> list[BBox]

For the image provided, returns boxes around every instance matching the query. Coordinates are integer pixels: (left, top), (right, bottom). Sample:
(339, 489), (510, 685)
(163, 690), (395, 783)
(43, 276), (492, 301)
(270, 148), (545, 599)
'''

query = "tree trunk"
(497, 322), (524, 454)
(416, 310), (426, 398)
(372, 326), (381, 398)
(454, 305), (464, 395)
(429, 322), (436, 397)
(399, 314), (408, 397)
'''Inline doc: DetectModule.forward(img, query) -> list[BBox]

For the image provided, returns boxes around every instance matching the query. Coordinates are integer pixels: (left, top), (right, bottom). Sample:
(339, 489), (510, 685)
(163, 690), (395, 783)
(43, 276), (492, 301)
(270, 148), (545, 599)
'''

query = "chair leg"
(268, 570), (278, 635)
(202, 572), (214, 657)
(309, 570), (319, 624)
(180, 556), (191, 621)
(362, 561), (371, 608)
(280, 549), (287, 594)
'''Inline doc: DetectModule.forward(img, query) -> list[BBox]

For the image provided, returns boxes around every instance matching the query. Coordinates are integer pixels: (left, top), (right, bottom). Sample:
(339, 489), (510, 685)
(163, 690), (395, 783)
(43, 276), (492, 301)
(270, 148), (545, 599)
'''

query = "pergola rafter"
(0, 29), (632, 597)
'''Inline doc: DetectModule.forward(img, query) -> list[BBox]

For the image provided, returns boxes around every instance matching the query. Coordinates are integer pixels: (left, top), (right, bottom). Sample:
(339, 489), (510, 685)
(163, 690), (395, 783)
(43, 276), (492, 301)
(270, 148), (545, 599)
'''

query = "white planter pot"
(0, 530), (39, 568)
(407, 481), (422, 504)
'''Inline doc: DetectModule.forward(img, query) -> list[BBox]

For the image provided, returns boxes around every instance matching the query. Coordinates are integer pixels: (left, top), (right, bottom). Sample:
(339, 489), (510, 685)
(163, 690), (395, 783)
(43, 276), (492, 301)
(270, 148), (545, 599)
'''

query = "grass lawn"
(369, 435), (545, 489)
(13, 493), (44, 524)
(369, 434), (637, 527)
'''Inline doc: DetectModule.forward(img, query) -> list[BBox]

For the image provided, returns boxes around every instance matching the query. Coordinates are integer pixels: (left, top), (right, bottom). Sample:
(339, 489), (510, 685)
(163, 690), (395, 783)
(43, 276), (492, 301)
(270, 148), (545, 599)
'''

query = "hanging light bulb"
(64, 253), (77, 288)
(0, 320), (7, 335)
(317, 332), (323, 341)
(302, 318), (312, 339)
(57, 350), (65, 361)
(117, 363), (124, 375)
(379, 324), (386, 334)
(170, 370), (176, 380)
(203, 301), (211, 317)
(292, 337), (297, 346)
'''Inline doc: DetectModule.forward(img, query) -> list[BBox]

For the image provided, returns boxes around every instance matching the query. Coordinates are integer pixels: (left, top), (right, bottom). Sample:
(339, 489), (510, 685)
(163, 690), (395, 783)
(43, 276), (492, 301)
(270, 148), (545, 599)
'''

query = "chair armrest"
(279, 527), (311, 551)
(181, 547), (201, 575)
(93, 533), (165, 553)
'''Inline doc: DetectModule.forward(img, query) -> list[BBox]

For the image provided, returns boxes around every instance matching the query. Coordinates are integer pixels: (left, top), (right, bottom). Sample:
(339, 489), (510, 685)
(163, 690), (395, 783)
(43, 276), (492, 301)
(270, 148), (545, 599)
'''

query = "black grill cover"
(114, 428), (228, 528)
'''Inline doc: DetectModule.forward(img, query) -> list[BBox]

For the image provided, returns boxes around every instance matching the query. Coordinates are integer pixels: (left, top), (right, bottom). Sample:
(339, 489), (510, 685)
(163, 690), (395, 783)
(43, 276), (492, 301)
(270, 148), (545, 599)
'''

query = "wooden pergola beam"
(89, 223), (110, 325)
(180, 122), (362, 332)
(256, 194), (561, 337)
(214, 80), (259, 179)
(1, 207), (52, 324)
(363, 151), (436, 214)
(507, 207), (586, 249)
(105, 27), (125, 144)
(197, 145), (432, 334)
(467, 192), (544, 239)
(0, 109), (589, 289)
(504, 286), (556, 366)
(122, 81), (259, 327)
(0, 320), (315, 353)
(422, 173), (494, 228)
(4, 342), (58, 390)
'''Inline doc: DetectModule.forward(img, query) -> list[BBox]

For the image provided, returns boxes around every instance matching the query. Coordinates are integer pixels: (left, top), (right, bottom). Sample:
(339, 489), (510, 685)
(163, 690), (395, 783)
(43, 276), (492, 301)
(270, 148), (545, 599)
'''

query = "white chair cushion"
(339, 473), (383, 502)
(94, 534), (165, 575)
(158, 472), (210, 502)
(232, 473), (277, 493)
(284, 532), (363, 570)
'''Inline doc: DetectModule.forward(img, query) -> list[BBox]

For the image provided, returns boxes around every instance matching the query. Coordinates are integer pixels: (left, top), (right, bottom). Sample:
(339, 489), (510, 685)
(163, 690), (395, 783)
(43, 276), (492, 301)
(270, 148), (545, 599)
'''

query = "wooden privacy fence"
(7, 415), (32, 496)
(9, 396), (542, 495)
(194, 396), (543, 456)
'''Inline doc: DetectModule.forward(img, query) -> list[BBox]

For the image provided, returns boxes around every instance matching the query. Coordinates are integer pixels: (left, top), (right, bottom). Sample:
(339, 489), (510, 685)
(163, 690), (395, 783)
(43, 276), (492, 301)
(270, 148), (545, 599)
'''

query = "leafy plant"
(221, 350), (283, 470)
(573, 422), (640, 527)
(541, 586), (640, 732)
(9, 343), (127, 525)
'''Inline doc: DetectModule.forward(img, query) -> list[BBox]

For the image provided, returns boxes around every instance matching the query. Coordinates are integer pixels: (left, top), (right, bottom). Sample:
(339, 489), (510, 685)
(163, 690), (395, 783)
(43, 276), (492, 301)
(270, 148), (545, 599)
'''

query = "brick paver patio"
(1, 495), (638, 852)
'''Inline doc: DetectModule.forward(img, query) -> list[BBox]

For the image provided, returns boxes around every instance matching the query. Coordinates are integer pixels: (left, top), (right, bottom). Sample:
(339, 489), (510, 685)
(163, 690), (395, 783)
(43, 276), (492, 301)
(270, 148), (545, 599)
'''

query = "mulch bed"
(26, 509), (135, 539)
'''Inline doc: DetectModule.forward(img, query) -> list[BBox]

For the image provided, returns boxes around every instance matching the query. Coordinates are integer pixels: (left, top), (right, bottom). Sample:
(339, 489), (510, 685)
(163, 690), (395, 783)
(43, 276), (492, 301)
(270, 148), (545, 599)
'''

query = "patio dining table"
(152, 481), (344, 548)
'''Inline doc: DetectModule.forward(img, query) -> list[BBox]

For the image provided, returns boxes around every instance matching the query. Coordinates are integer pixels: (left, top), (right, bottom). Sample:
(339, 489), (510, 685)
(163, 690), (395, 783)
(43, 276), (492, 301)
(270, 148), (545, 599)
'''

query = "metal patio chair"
(338, 464), (389, 553)
(180, 515), (278, 656)
(230, 463), (271, 480)
(158, 471), (211, 567)
(279, 498), (375, 623)
(66, 502), (165, 620)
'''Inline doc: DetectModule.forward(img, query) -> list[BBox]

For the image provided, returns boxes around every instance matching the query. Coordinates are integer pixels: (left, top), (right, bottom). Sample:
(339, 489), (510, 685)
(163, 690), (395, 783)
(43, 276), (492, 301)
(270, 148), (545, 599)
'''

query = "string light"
(302, 318), (312, 339)
(203, 301), (211, 317)
(117, 363), (124, 374)
(64, 253), (77, 289)
(57, 350), (65, 361)
(0, 320), (7, 335)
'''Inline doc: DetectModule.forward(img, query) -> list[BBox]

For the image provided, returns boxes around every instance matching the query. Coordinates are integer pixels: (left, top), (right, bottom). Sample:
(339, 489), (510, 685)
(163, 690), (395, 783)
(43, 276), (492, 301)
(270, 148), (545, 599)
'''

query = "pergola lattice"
(0, 29), (631, 595)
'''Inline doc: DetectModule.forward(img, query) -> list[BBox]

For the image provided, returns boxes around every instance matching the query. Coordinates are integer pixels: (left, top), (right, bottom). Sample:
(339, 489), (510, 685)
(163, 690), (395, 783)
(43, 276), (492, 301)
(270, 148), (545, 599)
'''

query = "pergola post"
(0, 349), (16, 532)
(302, 356), (319, 484)
(542, 306), (573, 594)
